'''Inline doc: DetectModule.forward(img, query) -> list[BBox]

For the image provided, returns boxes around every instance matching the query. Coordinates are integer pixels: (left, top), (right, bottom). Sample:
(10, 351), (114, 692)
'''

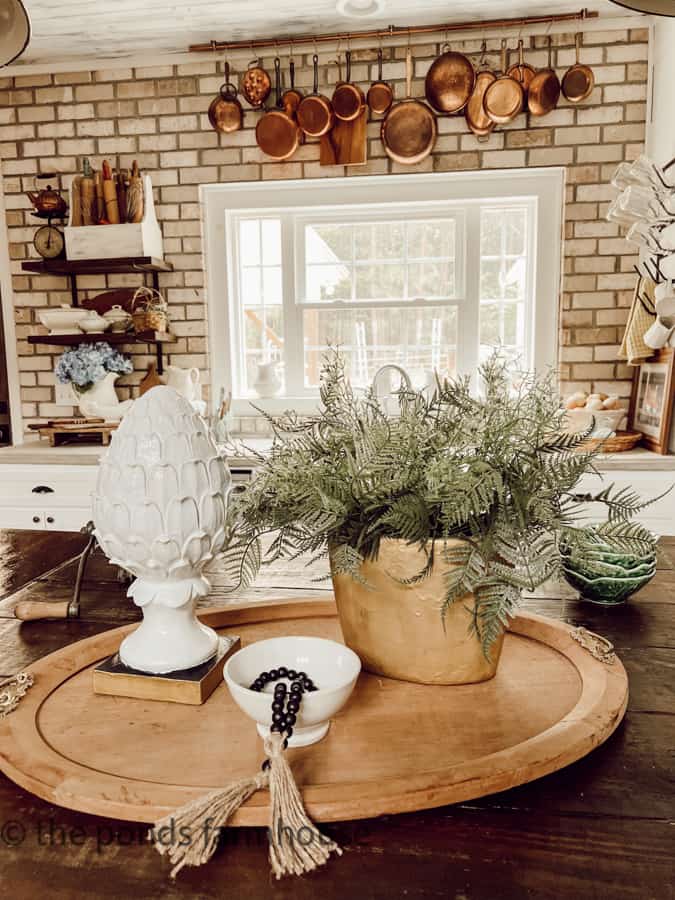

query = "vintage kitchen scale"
(0, 598), (628, 826)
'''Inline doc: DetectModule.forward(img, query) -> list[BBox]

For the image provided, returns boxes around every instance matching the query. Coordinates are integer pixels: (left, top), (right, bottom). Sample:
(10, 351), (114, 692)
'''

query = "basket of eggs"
(563, 391), (641, 452)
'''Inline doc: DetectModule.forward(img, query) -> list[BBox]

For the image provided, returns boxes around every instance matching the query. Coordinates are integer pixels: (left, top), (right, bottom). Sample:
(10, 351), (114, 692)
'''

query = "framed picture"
(628, 348), (675, 454)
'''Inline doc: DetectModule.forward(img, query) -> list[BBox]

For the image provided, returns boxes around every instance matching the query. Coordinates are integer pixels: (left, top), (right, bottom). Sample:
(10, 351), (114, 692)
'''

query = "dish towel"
(618, 276), (656, 366)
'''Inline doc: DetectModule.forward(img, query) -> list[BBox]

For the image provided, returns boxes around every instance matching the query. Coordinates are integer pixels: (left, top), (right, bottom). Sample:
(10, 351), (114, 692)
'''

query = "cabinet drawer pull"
(32, 516), (40, 524)
(32, 485), (54, 494)
(46, 516), (54, 524)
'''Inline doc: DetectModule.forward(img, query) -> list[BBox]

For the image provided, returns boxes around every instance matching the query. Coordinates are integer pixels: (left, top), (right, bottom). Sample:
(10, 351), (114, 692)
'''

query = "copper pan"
(255, 58), (301, 161)
(332, 49), (366, 122)
(561, 33), (594, 103)
(282, 58), (303, 117)
(241, 57), (271, 109)
(528, 35), (561, 117)
(425, 42), (475, 114)
(297, 54), (334, 137)
(207, 62), (243, 134)
(382, 47), (437, 166)
(507, 39), (536, 96)
(483, 39), (524, 125)
(465, 44), (496, 139)
(367, 48), (394, 116)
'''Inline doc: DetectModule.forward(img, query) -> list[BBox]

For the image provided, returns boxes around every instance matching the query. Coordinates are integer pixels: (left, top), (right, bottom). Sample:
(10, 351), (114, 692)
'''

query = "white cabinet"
(0, 463), (97, 531)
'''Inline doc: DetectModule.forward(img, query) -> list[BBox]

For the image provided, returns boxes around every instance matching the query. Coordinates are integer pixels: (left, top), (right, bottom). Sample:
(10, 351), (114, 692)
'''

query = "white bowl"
(224, 636), (361, 747)
(38, 307), (85, 335)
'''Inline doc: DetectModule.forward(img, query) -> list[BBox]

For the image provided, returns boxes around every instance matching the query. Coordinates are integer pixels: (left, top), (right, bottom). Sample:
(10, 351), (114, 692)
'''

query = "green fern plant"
(227, 350), (661, 655)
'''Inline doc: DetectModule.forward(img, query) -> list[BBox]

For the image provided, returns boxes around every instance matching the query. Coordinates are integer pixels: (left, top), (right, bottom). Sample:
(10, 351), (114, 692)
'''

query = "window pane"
(239, 219), (261, 266)
(354, 263), (405, 300)
(302, 216), (459, 303)
(408, 261), (455, 299)
(407, 220), (454, 259)
(353, 222), (404, 260)
(306, 224), (352, 263)
(479, 206), (529, 363)
(241, 267), (262, 306)
(262, 266), (282, 305)
(302, 306), (458, 389)
(261, 219), (281, 265)
(306, 263), (352, 301)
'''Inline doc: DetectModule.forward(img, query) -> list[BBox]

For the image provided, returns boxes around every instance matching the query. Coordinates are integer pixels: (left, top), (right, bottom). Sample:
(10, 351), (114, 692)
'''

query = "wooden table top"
(0, 530), (673, 900)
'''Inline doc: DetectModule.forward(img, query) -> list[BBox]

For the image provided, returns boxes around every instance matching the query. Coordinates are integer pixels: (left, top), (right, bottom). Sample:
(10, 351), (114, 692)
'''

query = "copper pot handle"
(312, 53), (319, 94)
(377, 47), (383, 82)
(405, 46), (413, 99)
(500, 38), (507, 75)
(345, 49), (352, 83)
(274, 56), (282, 108)
(575, 32), (581, 65)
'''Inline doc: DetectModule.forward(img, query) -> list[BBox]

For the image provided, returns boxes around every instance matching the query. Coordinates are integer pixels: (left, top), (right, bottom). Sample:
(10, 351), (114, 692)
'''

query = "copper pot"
(332, 50), (365, 122)
(241, 57), (271, 109)
(528, 36), (561, 117)
(297, 54), (334, 138)
(507, 39), (536, 96)
(561, 33), (595, 103)
(282, 58), (303, 117)
(255, 57), (301, 161)
(208, 63), (243, 134)
(367, 48), (393, 116)
(381, 47), (437, 166)
(425, 42), (475, 115)
(483, 39), (524, 125)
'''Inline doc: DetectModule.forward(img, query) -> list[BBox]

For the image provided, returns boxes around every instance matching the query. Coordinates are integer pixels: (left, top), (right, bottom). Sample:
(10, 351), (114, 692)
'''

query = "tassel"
(264, 733), (342, 878)
(153, 772), (268, 878)
(152, 733), (340, 879)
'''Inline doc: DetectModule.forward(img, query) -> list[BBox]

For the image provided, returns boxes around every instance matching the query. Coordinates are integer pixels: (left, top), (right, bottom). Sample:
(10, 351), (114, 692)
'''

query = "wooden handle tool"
(14, 600), (71, 621)
(102, 160), (120, 224)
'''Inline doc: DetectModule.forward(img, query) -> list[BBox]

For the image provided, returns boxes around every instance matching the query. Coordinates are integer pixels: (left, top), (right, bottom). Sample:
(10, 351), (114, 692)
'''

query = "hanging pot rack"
(189, 8), (599, 55)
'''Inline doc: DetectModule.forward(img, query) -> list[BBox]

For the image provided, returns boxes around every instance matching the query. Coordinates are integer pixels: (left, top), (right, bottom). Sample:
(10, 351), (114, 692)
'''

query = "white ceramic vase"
(253, 361), (281, 398)
(92, 385), (232, 674)
(76, 371), (132, 422)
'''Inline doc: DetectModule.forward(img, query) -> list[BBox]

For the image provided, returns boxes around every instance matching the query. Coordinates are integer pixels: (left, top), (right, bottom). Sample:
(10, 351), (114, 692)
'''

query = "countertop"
(1, 436), (675, 472)
(0, 530), (673, 899)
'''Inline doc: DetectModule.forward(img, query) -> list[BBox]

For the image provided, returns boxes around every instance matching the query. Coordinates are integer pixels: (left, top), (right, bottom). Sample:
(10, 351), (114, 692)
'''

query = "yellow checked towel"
(619, 276), (656, 366)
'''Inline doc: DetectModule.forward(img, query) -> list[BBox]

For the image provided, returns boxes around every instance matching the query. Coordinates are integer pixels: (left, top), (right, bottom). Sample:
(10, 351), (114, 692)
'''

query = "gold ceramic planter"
(331, 538), (504, 685)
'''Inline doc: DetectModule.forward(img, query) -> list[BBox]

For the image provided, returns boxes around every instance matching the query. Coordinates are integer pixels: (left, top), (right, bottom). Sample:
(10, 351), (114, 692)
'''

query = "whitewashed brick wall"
(0, 27), (648, 431)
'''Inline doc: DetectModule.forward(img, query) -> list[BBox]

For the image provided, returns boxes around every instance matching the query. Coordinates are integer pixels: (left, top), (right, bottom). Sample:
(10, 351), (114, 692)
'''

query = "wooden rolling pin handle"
(14, 600), (71, 621)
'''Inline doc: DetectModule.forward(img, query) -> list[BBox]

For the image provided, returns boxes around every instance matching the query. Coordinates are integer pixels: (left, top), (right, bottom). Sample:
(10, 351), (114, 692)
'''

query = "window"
(204, 169), (563, 413)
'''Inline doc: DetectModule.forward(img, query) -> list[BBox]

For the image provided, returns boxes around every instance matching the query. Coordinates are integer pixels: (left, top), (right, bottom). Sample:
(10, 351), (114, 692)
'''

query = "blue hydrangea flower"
(55, 342), (133, 392)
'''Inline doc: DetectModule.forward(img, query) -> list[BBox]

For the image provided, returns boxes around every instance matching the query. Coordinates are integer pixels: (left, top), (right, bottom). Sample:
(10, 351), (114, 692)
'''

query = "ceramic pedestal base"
(256, 720), (330, 748)
(120, 577), (219, 675)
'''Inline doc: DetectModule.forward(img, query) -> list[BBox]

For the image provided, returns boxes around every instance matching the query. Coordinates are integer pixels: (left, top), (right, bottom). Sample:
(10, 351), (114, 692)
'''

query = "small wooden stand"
(28, 418), (119, 446)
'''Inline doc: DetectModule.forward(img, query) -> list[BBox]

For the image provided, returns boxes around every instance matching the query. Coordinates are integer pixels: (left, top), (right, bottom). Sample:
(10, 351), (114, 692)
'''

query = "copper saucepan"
(208, 62), (243, 134)
(367, 48), (393, 116)
(297, 54), (334, 138)
(528, 35), (561, 117)
(465, 43), (496, 139)
(507, 39), (536, 96)
(255, 57), (301, 161)
(562, 33), (594, 103)
(425, 42), (475, 114)
(332, 49), (365, 122)
(382, 46), (437, 166)
(282, 58), (303, 117)
(483, 39), (524, 125)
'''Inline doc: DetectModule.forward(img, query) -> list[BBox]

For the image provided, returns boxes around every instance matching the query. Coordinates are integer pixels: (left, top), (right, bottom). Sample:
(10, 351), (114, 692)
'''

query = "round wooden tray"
(0, 599), (628, 825)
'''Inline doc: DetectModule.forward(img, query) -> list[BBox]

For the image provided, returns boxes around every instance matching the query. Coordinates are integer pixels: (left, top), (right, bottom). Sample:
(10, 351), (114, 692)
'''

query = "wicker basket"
(130, 286), (169, 334)
(577, 430), (643, 453)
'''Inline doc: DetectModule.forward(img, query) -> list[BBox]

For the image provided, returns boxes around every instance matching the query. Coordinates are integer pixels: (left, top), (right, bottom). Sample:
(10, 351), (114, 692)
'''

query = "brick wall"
(0, 26), (648, 431)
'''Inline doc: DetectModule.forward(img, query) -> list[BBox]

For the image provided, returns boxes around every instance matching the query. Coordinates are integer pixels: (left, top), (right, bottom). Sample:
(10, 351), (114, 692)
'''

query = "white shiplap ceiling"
(18, 0), (643, 66)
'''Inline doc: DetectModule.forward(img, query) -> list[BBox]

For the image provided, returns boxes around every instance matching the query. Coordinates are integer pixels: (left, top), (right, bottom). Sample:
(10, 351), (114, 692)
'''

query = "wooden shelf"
(27, 331), (175, 347)
(21, 257), (173, 276)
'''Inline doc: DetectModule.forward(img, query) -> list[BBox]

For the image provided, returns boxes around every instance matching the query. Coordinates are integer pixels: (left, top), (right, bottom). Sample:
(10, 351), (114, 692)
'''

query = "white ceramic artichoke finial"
(92, 385), (231, 674)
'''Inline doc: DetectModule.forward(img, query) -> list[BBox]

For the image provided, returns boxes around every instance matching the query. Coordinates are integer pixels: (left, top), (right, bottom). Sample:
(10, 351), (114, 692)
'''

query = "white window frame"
(202, 168), (564, 416)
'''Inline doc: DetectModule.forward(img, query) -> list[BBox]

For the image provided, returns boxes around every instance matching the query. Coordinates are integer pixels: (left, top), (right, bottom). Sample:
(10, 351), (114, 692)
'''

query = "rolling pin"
(102, 160), (120, 224)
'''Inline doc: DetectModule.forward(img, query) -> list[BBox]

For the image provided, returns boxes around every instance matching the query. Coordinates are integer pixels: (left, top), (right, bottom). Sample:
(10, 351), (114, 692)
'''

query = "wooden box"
(65, 175), (163, 262)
